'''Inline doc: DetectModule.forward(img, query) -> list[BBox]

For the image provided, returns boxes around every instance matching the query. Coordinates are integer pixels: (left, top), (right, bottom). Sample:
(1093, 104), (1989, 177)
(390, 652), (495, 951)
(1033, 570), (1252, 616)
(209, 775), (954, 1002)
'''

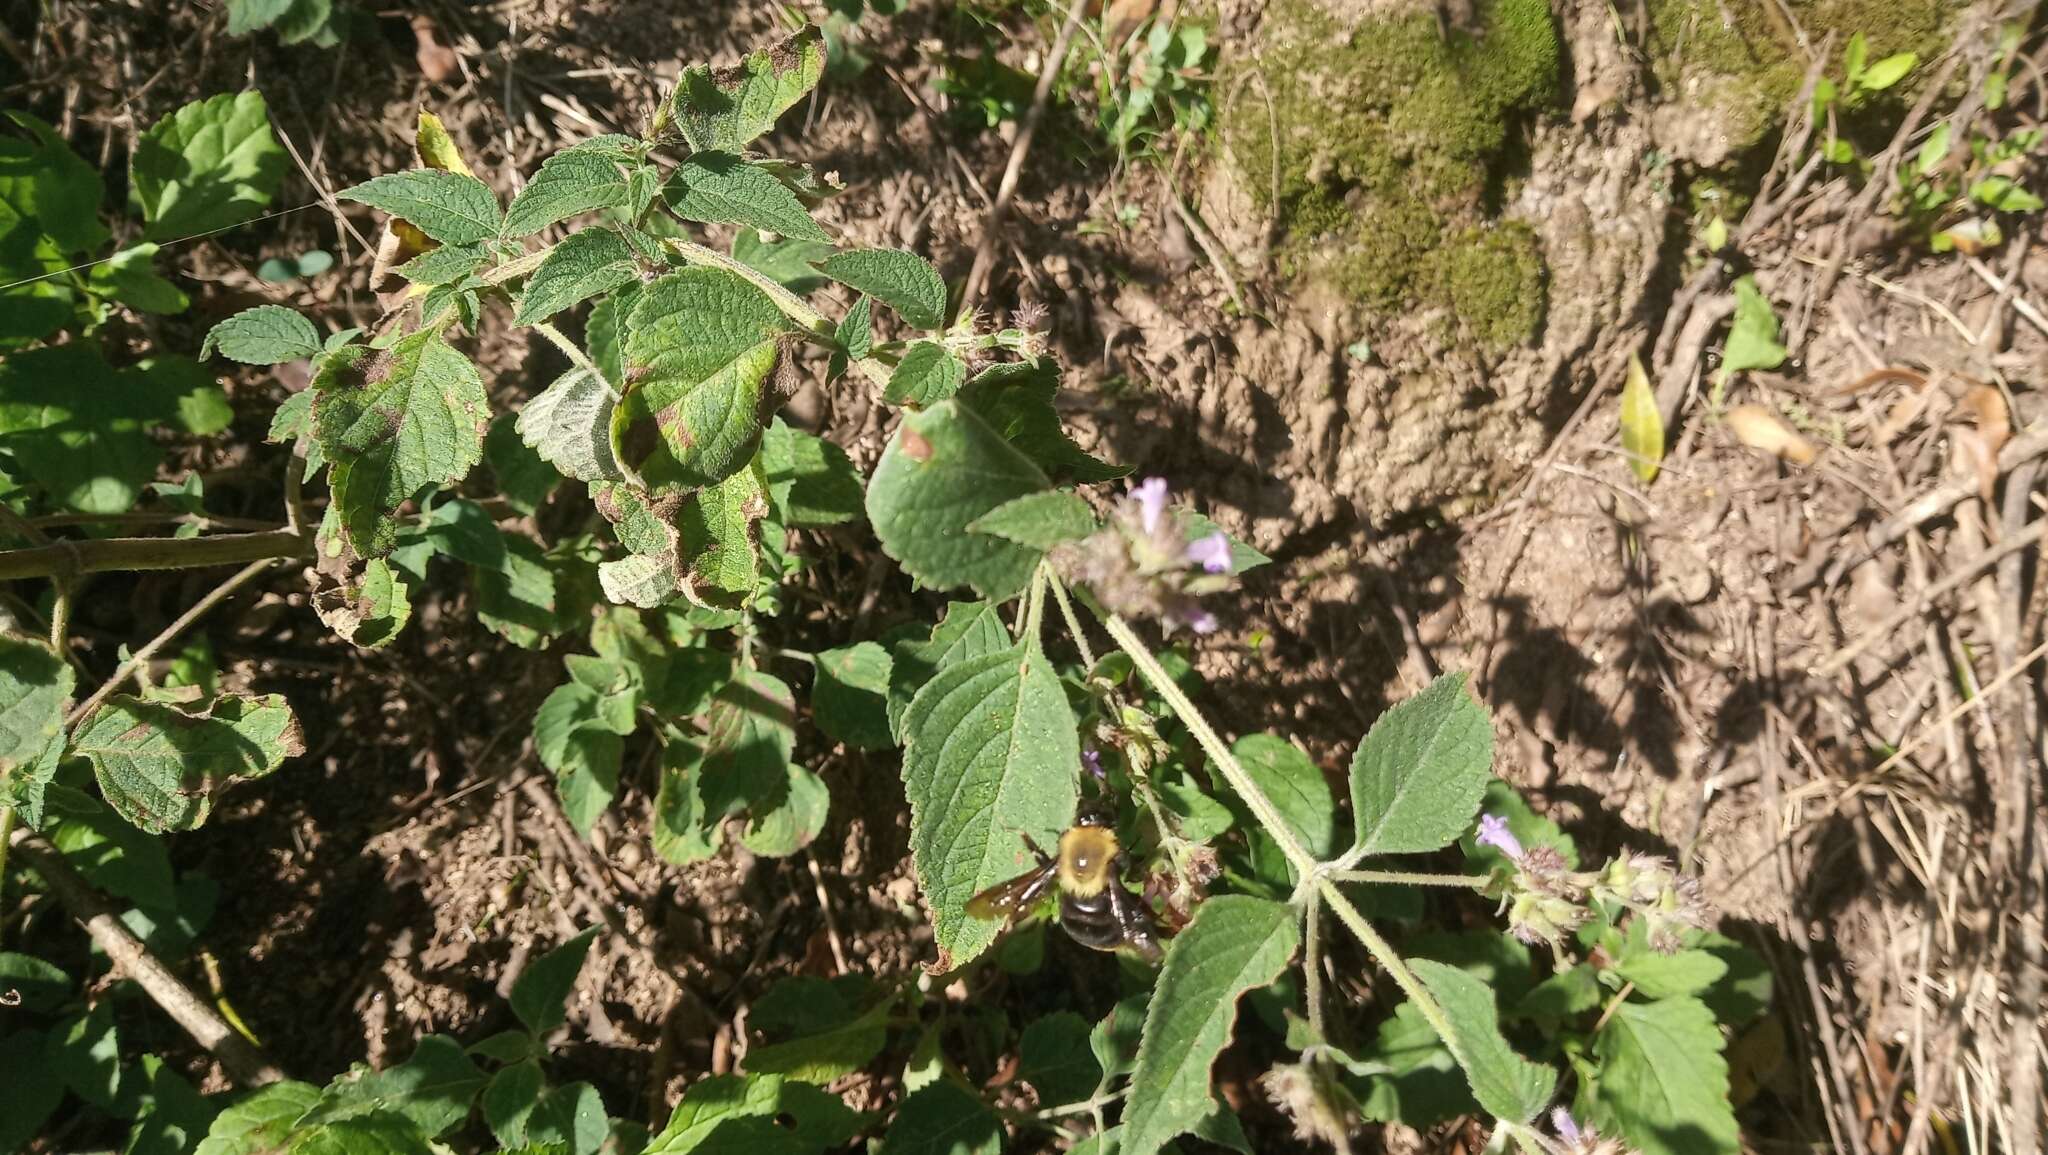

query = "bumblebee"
(966, 805), (1165, 963)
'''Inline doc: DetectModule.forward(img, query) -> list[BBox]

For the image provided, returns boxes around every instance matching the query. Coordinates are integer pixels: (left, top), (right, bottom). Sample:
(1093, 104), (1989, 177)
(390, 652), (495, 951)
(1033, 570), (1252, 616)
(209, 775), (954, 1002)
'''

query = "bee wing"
(965, 864), (1058, 921)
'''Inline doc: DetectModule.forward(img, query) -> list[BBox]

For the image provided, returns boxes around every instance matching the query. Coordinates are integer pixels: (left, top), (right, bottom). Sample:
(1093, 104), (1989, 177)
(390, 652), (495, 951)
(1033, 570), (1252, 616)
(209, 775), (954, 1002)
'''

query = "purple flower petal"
(1187, 610), (1220, 635)
(1475, 814), (1525, 861)
(1185, 531), (1234, 574)
(1081, 747), (1105, 780)
(1130, 477), (1169, 535)
(1551, 1107), (1582, 1145)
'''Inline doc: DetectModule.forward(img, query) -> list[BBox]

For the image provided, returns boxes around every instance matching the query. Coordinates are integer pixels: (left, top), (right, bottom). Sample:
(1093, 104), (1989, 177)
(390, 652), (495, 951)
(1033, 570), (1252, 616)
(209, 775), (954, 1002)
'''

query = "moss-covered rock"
(1223, 0), (1560, 350)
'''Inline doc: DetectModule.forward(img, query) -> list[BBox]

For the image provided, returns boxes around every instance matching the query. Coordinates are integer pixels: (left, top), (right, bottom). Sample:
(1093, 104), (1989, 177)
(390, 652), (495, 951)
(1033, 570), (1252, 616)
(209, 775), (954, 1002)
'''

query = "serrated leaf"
(72, 693), (303, 833)
(901, 645), (1080, 969)
(284, 1112), (435, 1155)
(1348, 672), (1493, 857)
(341, 169), (502, 246)
(620, 268), (795, 490)
(312, 556), (413, 649)
(1578, 996), (1737, 1155)
(483, 1060), (544, 1149)
(816, 249), (947, 330)
(1410, 958), (1556, 1123)
(1121, 896), (1299, 1155)
(505, 150), (631, 238)
(195, 1081), (322, 1155)
(866, 400), (1049, 601)
(395, 242), (488, 286)
(599, 551), (681, 609)
(1619, 351), (1663, 484)
(1612, 917), (1727, 998)
(699, 670), (796, 822)
(91, 242), (188, 314)
(535, 682), (630, 834)
(668, 25), (826, 153)
(204, 305), (320, 364)
(312, 329), (490, 555)
(1720, 276), (1786, 379)
(527, 1082), (607, 1155)
(131, 91), (284, 241)
(873, 1082), (1000, 1155)
(486, 412), (560, 514)
(587, 290), (634, 386)
(886, 601), (1009, 741)
(225, 0), (294, 35)
(835, 296), (872, 359)
(679, 459), (770, 606)
(1515, 964), (1602, 1024)
(812, 642), (892, 750)
(745, 996), (888, 1082)
(884, 341), (966, 406)
(1018, 1012), (1101, 1108)
(761, 419), (863, 526)
(1355, 999), (1474, 1126)
(517, 367), (625, 484)
(512, 926), (600, 1037)
(731, 228), (834, 294)
(739, 763), (829, 857)
(647, 1072), (857, 1155)
(304, 1036), (485, 1139)
(0, 344), (165, 514)
(473, 532), (562, 649)
(964, 489), (1095, 550)
(666, 153), (828, 242)
(0, 635), (72, 818)
(515, 227), (638, 325)
(957, 361), (1126, 482)
(1230, 733), (1336, 859)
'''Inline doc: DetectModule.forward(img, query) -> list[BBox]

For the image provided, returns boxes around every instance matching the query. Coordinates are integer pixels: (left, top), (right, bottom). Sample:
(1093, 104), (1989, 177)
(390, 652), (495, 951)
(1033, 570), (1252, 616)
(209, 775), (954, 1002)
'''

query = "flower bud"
(1262, 1057), (1362, 1153)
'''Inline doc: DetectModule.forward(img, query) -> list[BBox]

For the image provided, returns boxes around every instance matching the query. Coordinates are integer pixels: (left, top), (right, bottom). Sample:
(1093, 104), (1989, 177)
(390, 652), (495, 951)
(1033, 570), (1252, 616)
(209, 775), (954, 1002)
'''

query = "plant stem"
(1317, 877), (1460, 1071)
(531, 321), (618, 398)
(65, 559), (282, 728)
(1304, 886), (1327, 1042)
(0, 528), (304, 582)
(1097, 612), (1320, 881)
(1044, 569), (1099, 669)
(664, 238), (894, 391)
(47, 586), (71, 650)
(1021, 563), (1050, 649)
(1327, 869), (1490, 889)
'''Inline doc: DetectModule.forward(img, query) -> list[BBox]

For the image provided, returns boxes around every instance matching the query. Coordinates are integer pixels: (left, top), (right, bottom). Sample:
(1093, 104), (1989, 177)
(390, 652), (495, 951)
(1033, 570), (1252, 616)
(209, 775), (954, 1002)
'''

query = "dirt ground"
(10, 0), (2048, 1152)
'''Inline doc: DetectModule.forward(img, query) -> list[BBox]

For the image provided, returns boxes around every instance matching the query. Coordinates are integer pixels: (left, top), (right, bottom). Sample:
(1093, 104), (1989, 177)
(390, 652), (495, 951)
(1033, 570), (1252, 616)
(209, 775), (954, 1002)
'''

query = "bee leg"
(1106, 877), (1164, 964)
(1018, 831), (1054, 867)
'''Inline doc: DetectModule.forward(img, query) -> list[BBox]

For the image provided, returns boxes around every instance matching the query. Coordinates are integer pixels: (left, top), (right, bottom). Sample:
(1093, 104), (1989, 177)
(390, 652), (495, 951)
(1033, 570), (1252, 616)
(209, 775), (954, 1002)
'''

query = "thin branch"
(1813, 518), (2048, 675)
(66, 559), (283, 727)
(8, 827), (286, 1087)
(1326, 869), (1490, 889)
(0, 528), (304, 583)
(962, 2), (1087, 308)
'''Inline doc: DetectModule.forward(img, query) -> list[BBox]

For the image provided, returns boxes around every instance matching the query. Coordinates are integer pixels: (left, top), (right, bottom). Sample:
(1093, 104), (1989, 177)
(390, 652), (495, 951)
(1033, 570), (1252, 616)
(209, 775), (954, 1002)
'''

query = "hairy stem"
(1097, 612), (1320, 881)
(664, 238), (893, 391)
(1326, 869), (1490, 889)
(1304, 887), (1327, 1042)
(1044, 569), (1099, 670)
(531, 321), (618, 398)
(1317, 878), (1459, 1072)
(66, 559), (282, 728)
(47, 585), (71, 650)
(0, 528), (304, 582)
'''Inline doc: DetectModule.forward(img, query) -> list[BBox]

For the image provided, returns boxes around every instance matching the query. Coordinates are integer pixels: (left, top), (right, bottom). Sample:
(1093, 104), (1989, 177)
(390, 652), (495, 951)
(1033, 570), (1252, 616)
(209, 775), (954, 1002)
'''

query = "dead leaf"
(1955, 383), (2012, 501)
(1619, 351), (1664, 484)
(412, 15), (458, 84)
(1725, 404), (1819, 465)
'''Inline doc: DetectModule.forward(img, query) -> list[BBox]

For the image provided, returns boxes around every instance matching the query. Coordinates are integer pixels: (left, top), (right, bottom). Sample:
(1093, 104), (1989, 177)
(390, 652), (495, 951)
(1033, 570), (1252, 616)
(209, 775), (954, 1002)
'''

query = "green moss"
(1428, 223), (1546, 352)
(1222, 0), (1559, 349)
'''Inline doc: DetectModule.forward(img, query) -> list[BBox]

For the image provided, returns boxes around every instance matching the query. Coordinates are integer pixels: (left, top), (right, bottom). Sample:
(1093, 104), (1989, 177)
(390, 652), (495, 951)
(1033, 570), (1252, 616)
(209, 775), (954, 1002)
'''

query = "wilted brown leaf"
(1726, 404), (1819, 465)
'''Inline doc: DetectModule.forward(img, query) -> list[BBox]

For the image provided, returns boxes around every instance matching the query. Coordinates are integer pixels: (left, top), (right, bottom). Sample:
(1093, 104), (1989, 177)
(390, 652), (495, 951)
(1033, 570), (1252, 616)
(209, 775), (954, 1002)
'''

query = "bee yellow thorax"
(1057, 826), (1119, 898)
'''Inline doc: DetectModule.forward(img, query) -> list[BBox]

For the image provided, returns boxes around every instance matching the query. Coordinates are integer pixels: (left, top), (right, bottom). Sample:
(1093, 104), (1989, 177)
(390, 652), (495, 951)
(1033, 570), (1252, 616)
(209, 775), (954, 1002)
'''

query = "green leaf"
(305, 1036), (486, 1139)
(699, 670), (796, 823)
(518, 367), (625, 484)
(745, 998), (888, 1081)
(131, 91), (284, 241)
(1970, 175), (2046, 213)
(512, 926), (600, 1037)
(885, 600), (1010, 741)
(646, 1073), (857, 1155)
(0, 634), (72, 823)
(1121, 896), (1300, 1155)
(812, 642), (893, 751)
(739, 762), (829, 857)
(732, 229), (834, 294)
(1696, 933), (1773, 1025)
(652, 752), (721, 868)
(1, 110), (108, 253)
(1230, 733), (1336, 859)
(486, 412), (560, 515)
(761, 419), (863, 526)
(473, 533), (563, 648)
(1720, 276), (1786, 378)
(72, 693), (304, 833)
(0, 1029), (65, 1152)
(666, 153), (828, 242)
(875, 1081), (1000, 1155)
(395, 242), (488, 286)
(1409, 958), (1556, 1123)
(835, 295), (873, 359)
(340, 169), (502, 246)
(45, 786), (177, 909)
(92, 243), (188, 314)
(48, 1002), (123, 1108)
(816, 248), (948, 330)
(1577, 997), (1738, 1155)
(1354, 1000), (1474, 1127)
(678, 459), (770, 606)
(505, 148), (631, 238)
(1917, 122), (1953, 171)
(312, 329), (490, 555)
(1619, 351), (1663, 484)
(196, 1081), (322, 1155)
(483, 1060), (545, 1148)
(285, 1112), (435, 1155)
(535, 681), (631, 834)
(883, 341), (966, 406)
(1858, 51), (1917, 92)
(226, 0), (293, 34)
(1514, 964), (1602, 1025)
(527, 1082), (608, 1155)
(313, 557), (413, 649)
(866, 400), (1049, 601)
(0, 344), (165, 514)
(901, 644), (1080, 969)
(271, 0), (334, 44)
(1409, 929), (1534, 1004)
(1348, 672), (1493, 856)
(143, 356), (235, 435)
(957, 361), (1126, 482)
(515, 227), (639, 325)
(1613, 918), (1727, 998)
(667, 25), (827, 154)
(203, 304), (320, 364)
(0, 952), (72, 1011)
(620, 268), (795, 489)
(965, 489), (1095, 550)
(1018, 1012), (1101, 1108)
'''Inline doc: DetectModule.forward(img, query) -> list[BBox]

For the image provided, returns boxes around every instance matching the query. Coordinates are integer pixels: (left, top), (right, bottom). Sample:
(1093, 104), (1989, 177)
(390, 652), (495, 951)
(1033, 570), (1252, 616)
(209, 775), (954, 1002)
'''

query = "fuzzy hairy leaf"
(1410, 958), (1556, 1123)
(876, 1081), (1000, 1155)
(816, 248), (947, 330)
(901, 645), (1079, 969)
(0, 635), (71, 823)
(646, 1073), (858, 1155)
(504, 148), (631, 238)
(678, 459), (770, 606)
(812, 642), (892, 751)
(866, 400), (1049, 601)
(884, 341), (966, 406)
(341, 169), (501, 246)
(283, 1112), (435, 1155)
(312, 557), (413, 650)
(885, 601), (1009, 740)
(395, 242), (488, 286)
(512, 926), (600, 1037)
(1577, 996), (1738, 1155)
(131, 91), (284, 241)
(620, 268), (794, 490)
(965, 489), (1096, 551)
(761, 419), (863, 526)
(517, 367), (625, 484)
(195, 1081), (322, 1155)
(835, 295), (872, 360)
(515, 226), (638, 325)
(71, 693), (303, 833)
(1348, 672), (1493, 856)
(304, 1036), (484, 1139)
(1121, 897), (1299, 1155)
(957, 361), (1125, 482)
(666, 153), (828, 242)
(312, 330), (490, 555)
(668, 25), (826, 153)
(1231, 733), (1337, 859)
(203, 305), (320, 364)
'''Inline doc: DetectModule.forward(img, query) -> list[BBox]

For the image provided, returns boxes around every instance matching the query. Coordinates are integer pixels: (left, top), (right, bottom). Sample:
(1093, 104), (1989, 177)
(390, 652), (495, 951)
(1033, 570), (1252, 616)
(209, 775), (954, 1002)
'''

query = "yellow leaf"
(414, 110), (475, 177)
(1619, 351), (1664, 484)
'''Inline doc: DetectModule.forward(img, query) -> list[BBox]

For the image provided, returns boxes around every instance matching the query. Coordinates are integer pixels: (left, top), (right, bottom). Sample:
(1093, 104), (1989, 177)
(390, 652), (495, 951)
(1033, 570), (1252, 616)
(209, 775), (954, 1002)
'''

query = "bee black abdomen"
(1058, 892), (1130, 951)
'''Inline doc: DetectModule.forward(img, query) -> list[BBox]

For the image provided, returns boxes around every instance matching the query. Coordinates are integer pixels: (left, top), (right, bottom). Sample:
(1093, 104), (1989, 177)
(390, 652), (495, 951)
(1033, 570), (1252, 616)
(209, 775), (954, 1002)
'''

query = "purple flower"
(1552, 1107), (1583, 1145)
(1475, 814), (1525, 860)
(1081, 747), (1105, 781)
(1130, 477), (1170, 535)
(1185, 531), (1233, 574)
(1187, 610), (1219, 635)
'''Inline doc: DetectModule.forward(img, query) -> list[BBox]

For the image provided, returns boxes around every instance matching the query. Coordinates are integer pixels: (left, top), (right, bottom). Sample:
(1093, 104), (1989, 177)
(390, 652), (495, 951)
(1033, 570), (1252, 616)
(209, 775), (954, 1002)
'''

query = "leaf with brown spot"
(72, 693), (303, 833)
(665, 25), (825, 153)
